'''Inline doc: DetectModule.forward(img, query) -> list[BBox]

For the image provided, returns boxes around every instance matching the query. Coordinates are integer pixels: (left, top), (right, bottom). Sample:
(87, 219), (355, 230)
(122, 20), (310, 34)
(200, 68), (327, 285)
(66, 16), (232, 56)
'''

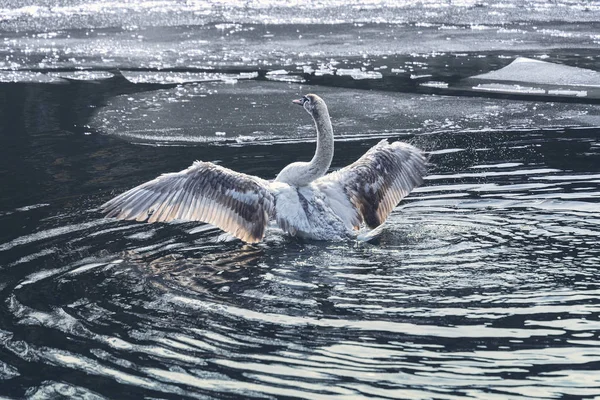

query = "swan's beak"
(292, 98), (304, 105)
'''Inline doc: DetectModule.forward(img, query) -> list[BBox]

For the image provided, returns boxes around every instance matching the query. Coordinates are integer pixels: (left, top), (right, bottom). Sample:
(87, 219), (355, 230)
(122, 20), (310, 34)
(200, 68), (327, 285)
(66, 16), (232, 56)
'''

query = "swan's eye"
(302, 96), (309, 104)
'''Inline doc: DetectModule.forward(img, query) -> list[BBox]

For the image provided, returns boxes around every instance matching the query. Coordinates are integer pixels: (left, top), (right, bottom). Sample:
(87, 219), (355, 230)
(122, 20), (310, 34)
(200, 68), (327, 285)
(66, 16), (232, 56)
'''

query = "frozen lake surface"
(1, 1), (600, 399)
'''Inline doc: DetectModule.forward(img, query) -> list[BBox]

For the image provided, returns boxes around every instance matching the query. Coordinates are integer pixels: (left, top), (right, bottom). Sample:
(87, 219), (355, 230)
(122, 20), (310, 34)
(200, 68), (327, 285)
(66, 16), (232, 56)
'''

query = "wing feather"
(101, 161), (275, 243)
(316, 140), (426, 229)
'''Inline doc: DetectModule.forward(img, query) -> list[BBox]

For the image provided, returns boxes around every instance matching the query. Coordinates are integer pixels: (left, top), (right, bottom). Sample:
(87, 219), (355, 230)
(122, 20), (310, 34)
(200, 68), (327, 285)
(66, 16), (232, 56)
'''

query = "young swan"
(101, 94), (426, 242)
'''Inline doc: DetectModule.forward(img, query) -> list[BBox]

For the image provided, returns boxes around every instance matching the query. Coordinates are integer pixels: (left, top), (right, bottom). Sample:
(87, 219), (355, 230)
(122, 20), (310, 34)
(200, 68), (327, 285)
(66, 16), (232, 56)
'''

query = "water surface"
(1, 1), (600, 399)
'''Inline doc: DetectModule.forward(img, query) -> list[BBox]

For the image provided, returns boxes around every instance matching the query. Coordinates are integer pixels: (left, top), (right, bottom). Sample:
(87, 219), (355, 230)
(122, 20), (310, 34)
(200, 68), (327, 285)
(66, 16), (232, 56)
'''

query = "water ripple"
(1, 76), (600, 399)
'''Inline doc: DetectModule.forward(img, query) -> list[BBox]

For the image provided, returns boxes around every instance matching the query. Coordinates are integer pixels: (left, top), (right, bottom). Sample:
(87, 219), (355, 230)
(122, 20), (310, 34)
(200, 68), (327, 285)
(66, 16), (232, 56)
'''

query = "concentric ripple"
(1, 124), (599, 399)
(1, 0), (600, 396)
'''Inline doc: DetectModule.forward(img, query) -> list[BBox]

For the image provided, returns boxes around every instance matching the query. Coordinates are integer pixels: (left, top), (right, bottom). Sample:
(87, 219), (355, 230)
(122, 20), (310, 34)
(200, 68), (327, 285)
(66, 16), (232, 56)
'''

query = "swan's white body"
(102, 94), (427, 243)
(270, 180), (353, 241)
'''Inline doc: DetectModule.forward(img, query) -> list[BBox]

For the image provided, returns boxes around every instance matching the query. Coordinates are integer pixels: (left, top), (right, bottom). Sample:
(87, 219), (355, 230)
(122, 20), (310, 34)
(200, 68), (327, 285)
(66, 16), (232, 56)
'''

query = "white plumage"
(101, 94), (427, 243)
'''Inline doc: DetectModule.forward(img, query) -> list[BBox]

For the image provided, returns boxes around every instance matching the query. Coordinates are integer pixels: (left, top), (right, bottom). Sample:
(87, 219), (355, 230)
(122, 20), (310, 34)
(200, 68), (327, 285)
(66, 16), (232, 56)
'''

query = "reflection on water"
(1, 96), (600, 397)
(1, 0), (600, 398)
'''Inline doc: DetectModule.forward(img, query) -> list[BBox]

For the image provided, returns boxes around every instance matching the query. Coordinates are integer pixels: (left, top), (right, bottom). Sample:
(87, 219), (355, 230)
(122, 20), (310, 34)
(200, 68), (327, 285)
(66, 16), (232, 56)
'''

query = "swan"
(101, 94), (426, 243)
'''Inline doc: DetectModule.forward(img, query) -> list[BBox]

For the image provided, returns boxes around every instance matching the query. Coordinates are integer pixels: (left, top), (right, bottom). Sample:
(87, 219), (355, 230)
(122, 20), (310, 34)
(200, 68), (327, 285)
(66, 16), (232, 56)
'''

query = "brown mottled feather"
(316, 140), (426, 229)
(101, 161), (275, 243)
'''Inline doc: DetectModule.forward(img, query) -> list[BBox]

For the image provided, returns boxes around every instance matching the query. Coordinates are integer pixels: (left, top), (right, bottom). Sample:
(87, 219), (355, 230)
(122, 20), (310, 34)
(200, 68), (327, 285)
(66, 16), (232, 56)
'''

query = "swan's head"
(293, 93), (325, 116)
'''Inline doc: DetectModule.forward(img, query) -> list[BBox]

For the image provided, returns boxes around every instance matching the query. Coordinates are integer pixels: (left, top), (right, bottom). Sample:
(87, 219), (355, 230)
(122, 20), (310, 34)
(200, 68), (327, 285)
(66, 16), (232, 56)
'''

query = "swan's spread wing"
(102, 161), (275, 243)
(317, 140), (426, 229)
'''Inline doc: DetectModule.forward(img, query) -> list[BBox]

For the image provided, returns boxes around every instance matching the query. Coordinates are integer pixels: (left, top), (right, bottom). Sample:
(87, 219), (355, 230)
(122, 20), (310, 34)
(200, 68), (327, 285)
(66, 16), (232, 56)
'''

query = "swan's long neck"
(274, 100), (334, 186)
(308, 104), (334, 178)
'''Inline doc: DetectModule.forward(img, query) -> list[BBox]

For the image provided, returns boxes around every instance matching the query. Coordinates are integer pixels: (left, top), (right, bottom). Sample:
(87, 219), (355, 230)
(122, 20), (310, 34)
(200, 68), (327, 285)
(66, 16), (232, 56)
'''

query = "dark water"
(1, 1), (600, 399)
